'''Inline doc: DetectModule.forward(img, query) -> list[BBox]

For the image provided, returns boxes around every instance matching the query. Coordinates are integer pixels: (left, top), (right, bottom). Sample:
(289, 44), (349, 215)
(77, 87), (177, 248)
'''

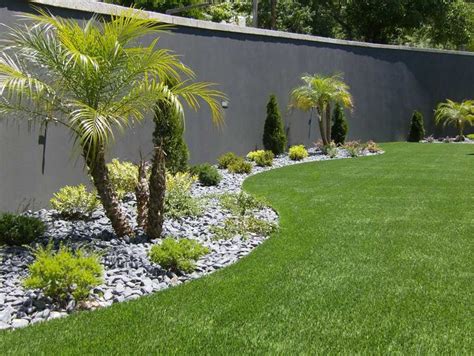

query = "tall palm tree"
(434, 99), (474, 139)
(0, 9), (224, 237)
(290, 73), (353, 145)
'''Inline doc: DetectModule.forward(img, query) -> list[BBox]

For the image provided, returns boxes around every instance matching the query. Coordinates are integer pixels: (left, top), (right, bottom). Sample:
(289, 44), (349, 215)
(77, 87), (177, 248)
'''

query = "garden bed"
(0, 146), (382, 330)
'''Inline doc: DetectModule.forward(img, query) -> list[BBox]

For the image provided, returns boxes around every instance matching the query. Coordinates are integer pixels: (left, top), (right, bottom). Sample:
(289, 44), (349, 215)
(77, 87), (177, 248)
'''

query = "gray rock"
(11, 318), (29, 328)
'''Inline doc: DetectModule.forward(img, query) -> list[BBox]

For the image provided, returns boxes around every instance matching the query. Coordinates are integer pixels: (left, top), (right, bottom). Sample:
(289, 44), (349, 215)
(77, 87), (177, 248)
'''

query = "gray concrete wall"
(1, 0), (474, 212)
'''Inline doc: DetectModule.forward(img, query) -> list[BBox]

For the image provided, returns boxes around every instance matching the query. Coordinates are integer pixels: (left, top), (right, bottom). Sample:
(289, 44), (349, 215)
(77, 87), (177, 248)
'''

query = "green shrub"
(331, 103), (348, 145)
(50, 184), (100, 219)
(0, 213), (46, 246)
(107, 159), (139, 199)
(211, 216), (277, 240)
(466, 133), (474, 140)
(219, 192), (267, 216)
(263, 94), (287, 155)
(217, 152), (240, 169)
(24, 244), (103, 303)
(322, 141), (338, 158)
(344, 141), (363, 157)
(407, 111), (425, 142)
(288, 145), (308, 161)
(246, 150), (265, 161)
(247, 150), (274, 167)
(153, 100), (189, 173)
(165, 171), (202, 219)
(149, 238), (209, 273)
(228, 158), (252, 174)
(190, 164), (222, 186)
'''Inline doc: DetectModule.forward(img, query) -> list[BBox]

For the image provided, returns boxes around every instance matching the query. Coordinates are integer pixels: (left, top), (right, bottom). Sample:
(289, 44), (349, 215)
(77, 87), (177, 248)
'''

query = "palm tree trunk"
(135, 159), (149, 230)
(318, 108), (329, 145)
(146, 143), (166, 240)
(85, 147), (133, 237)
(326, 104), (332, 143)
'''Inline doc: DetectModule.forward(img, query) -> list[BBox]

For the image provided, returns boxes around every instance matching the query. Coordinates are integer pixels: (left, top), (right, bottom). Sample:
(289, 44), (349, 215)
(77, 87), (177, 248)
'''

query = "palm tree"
(0, 9), (224, 237)
(290, 73), (353, 145)
(434, 99), (474, 139)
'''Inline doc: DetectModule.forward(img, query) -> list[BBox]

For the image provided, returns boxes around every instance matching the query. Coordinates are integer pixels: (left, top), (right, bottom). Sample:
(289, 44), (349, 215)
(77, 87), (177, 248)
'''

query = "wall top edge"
(30, 0), (474, 57)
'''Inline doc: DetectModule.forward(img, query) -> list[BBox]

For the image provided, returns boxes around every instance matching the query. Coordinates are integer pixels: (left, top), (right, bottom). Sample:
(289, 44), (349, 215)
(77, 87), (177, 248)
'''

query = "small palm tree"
(434, 99), (474, 139)
(290, 73), (353, 145)
(0, 9), (225, 237)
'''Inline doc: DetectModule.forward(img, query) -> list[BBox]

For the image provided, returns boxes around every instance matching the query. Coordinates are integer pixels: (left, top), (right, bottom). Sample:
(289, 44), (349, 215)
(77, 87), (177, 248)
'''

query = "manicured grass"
(2, 143), (473, 354)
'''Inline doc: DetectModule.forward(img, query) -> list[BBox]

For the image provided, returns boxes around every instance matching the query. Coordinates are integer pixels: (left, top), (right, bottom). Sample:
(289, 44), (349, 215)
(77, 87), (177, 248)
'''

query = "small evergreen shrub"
(219, 192), (267, 216)
(153, 101), (189, 173)
(50, 184), (100, 219)
(255, 151), (274, 167)
(107, 159), (139, 199)
(165, 172), (202, 219)
(211, 216), (277, 240)
(407, 111), (425, 142)
(217, 152), (239, 169)
(24, 244), (103, 303)
(0, 213), (46, 246)
(228, 158), (252, 174)
(331, 103), (349, 145)
(343, 141), (363, 157)
(288, 145), (308, 160)
(149, 238), (209, 273)
(190, 164), (222, 186)
(263, 95), (287, 155)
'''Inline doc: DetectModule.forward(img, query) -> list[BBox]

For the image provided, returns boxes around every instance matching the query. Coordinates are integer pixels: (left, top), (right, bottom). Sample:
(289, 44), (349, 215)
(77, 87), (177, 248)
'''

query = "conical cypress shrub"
(153, 101), (189, 173)
(331, 103), (348, 145)
(407, 111), (425, 142)
(263, 95), (287, 155)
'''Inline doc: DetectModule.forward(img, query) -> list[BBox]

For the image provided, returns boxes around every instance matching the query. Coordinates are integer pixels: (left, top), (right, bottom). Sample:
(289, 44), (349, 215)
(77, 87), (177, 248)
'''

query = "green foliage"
(343, 141), (363, 157)
(247, 150), (274, 167)
(24, 244), (103, 303)
(105, 0), (208, 19)
(435, 99), (474, 137)
(219, 192), (267, 216)
(148, 238), (209, 273)
(288, 145), (308, 161)
(211, 216), (277, 240)
(217, 152), (240, 169)
(107, 159), (139, 199)
(0, 213), (46, 246)
(228, 158), (252, 174)
(190, 164), (221, 186)
(50, 185), (100, 219)
(165, 171), (202, 219)
(407, 111), (425, 142)
(153, 101), (189, 174)
(323, 141), (338, 158)
(331, 103), (348, 145)
(467, 134), (474, 140)
(263, 95), (287, 155)
(258, 0), (314, 34)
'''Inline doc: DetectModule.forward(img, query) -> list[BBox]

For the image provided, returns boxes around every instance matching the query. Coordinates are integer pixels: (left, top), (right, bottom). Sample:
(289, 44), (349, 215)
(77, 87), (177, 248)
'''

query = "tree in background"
(263, 95), (287, 155)
(434, 99), (474, 139)
(153, 100), (189, 174)
(331, 103), (348, 145)
(407, 111), (425, 142)
(290, 73), (353, 146)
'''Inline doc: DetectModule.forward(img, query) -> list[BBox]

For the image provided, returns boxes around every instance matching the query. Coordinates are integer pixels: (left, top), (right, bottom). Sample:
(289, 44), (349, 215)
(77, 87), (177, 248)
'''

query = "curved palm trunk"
(325, 104), (332, 143)
(85, 148), (133, 237)
(318, 108), (329, 145)
(146, 142), (166, 240)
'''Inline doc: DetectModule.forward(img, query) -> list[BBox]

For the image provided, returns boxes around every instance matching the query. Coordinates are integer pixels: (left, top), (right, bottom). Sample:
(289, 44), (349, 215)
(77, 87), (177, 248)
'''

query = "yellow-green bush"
(211, 216), (277, 240)
(247, 150), (274, 167)
(228, 158), (252, 174)
(107, 159), (139, 199)
(288, 145), (308, 161)
(217, 152), (239, 169)
(246, 150), (265, 161)
(50, 184), (100, 219)
(148, 238), (209, 273)
(165, 171), (201, 219)
(24, 244), (103, 302)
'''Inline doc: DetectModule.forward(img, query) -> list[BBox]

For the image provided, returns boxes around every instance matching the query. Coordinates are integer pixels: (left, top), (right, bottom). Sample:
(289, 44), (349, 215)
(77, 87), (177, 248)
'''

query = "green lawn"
(2, 143), (473, 354)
